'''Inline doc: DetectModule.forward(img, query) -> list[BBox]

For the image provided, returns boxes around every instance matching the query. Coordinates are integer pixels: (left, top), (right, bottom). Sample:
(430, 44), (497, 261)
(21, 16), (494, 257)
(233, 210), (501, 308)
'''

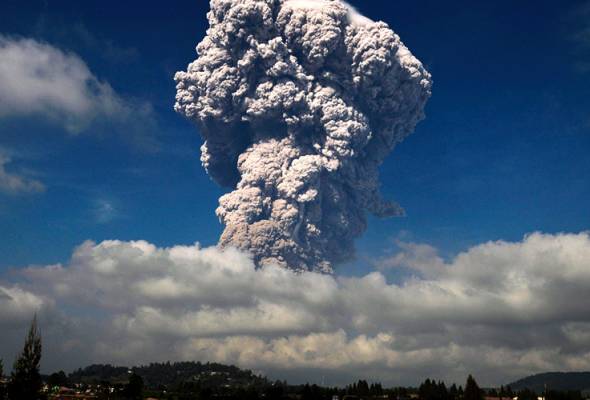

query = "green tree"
(449, 384), (459, 400)
(199, 386), (213, 400)
(464, 375), (483, 400)
(123, 373), (144, 400)
(506, 386), (514, 398)
(47, 370), (68, 387)
(420, 378), (434, 400)
(370, 382), (384, 396)
(264, 384), (284, 400)
(8, 316), (43, 400)
(516, 389), (537, 400)
(0, 359), (6, 400)
(357, 380), (370, 396)
(438, 381), (449, 400)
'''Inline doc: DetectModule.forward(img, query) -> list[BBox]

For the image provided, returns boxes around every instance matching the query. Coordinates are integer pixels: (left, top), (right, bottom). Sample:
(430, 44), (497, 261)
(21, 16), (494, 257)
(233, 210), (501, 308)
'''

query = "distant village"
(4, 361), (590, 400)
(3, 368), (590, 400)
(2, 318), (590, 400)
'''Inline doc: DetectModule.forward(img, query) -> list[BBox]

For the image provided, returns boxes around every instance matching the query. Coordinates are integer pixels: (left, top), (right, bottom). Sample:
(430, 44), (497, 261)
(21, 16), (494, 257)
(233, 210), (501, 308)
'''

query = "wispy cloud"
(93, 198), (119, 224)
(0, 35), (158, 148)
(0, 152), (45, 195)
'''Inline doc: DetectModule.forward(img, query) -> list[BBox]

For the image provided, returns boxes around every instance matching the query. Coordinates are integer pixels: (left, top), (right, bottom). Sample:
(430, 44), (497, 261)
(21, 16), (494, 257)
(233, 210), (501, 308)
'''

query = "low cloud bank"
(1, 232), (590, 385)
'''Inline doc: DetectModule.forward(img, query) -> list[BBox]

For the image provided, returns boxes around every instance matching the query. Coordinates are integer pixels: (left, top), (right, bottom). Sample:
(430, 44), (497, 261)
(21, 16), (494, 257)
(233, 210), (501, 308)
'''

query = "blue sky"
(0, 0), (588, 273)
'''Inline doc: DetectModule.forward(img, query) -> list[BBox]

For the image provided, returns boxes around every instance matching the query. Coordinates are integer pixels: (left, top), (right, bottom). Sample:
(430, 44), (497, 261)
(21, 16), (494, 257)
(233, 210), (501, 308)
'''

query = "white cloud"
(0, 285), (46, 326)
(2, 232), (590, 385)
(0, 35), (156, 140)
(375, 241), (445, 278)
(0, 152), (45, 195)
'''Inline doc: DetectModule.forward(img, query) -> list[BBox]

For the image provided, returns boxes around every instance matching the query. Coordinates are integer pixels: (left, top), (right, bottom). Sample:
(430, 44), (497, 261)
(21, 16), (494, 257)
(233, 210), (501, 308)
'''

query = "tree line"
(1, 317), (588, 400)
(1, 316), (43, 400)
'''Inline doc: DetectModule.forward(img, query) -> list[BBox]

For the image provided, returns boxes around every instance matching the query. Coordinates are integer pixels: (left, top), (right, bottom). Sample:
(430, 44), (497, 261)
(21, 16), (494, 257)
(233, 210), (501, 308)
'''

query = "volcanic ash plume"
(175, 0), (432, 273)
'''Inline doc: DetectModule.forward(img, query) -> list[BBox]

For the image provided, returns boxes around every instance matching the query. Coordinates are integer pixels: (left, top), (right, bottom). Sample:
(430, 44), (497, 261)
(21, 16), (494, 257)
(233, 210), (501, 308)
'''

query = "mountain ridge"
(509, 372), (590, 393)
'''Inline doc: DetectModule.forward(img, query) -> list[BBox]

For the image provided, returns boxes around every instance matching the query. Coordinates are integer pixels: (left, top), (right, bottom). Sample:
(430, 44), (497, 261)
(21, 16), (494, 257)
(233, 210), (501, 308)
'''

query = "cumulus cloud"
(0, 285), (46, 326)
(0, 35), (156, 140)
(0, 152), (45, 195)
(375, 241), (445, 279)
(2, 232), (590, 385)
(175, 0), (432, 272)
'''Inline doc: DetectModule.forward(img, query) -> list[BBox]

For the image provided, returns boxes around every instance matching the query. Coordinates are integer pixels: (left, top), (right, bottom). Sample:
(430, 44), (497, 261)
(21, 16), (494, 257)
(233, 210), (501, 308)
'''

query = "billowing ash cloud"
(175, 0), (432, 272)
